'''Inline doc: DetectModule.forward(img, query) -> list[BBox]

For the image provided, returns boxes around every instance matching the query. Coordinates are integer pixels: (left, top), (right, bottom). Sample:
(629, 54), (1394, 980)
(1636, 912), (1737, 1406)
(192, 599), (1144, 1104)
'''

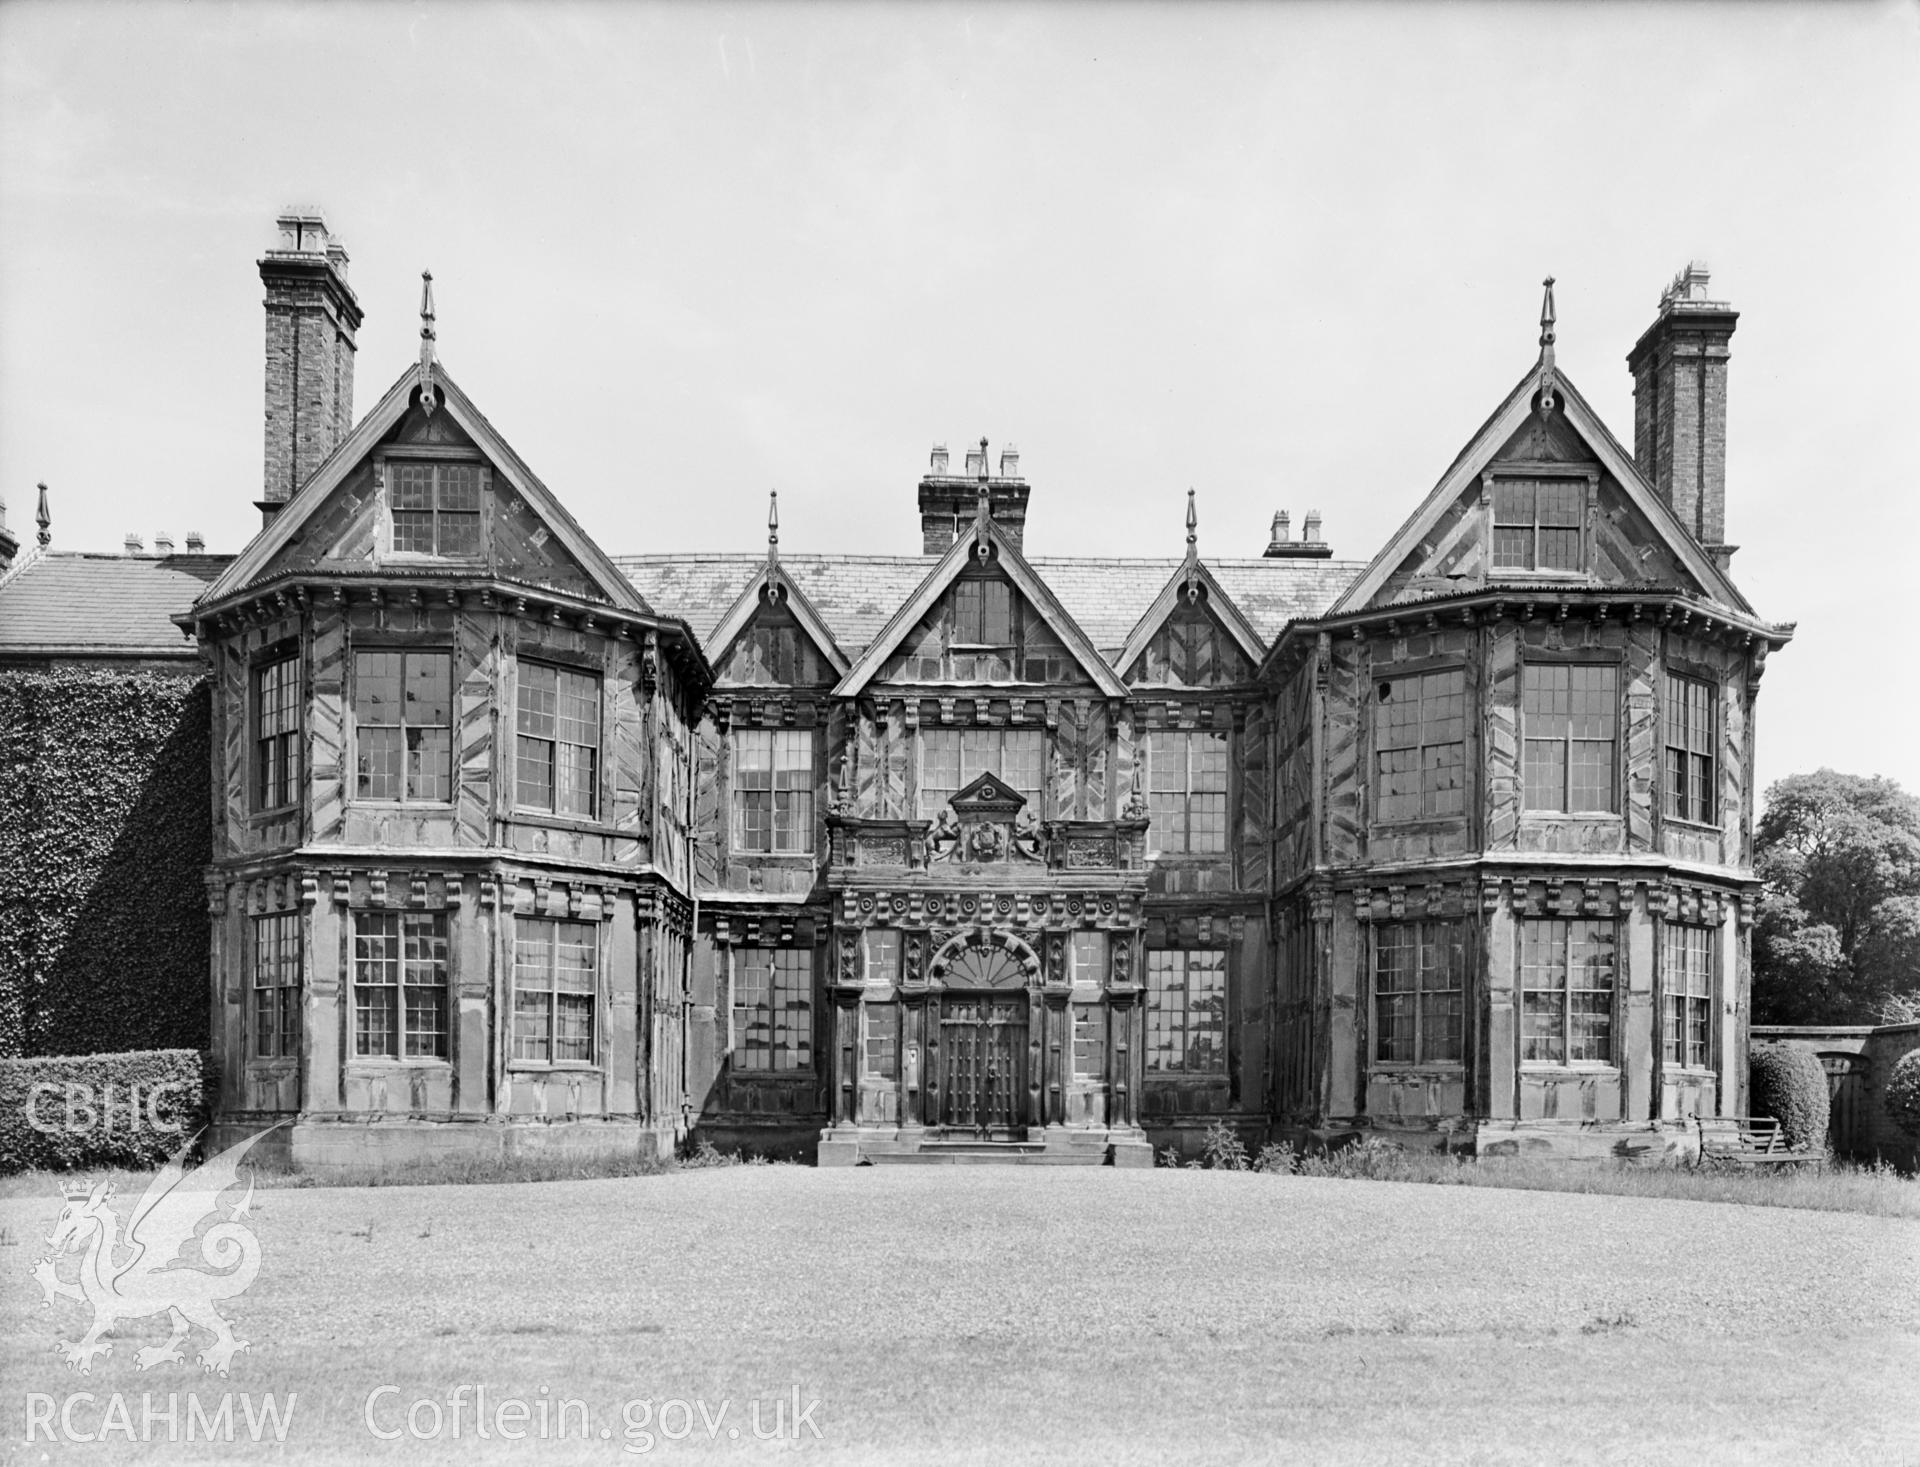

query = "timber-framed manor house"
(0, 214), (1793, 1170)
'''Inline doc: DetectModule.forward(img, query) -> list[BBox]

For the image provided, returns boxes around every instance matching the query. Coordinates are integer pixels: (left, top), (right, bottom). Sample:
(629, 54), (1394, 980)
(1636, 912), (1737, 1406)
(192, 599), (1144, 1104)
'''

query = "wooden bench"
(1700, 1116), (1821, 1167)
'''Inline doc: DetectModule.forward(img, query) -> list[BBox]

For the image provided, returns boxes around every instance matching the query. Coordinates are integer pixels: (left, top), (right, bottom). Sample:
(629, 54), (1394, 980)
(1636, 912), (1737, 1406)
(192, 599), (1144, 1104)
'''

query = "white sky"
(2, 1), (1915, 797)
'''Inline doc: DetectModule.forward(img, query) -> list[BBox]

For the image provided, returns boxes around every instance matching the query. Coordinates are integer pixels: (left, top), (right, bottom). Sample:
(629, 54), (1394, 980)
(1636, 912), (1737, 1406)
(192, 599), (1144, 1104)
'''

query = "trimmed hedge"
(1885, 1050), (1920, 1141)
(0, 1049), (210, 1174)
(1749, 1042), (1831, 1152)
(0, 668), (210, 1057)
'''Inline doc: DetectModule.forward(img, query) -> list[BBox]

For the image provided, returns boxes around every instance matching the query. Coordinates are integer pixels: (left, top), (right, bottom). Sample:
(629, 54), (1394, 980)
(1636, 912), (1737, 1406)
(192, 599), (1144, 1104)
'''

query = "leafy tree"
(1751, 770), (1920, 1025)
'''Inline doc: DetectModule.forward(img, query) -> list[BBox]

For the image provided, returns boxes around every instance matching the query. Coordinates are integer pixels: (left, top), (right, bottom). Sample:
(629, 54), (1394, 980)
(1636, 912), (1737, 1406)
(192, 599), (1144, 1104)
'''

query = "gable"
(877, 564), (1098, 686)
(1123, 595), (1256, 687)
(200, 362), (652, 617)
(1369, 410), (1704, 607)
(714, 588), (840, 686)
(255, 403), (607, 601)
(1330, 364), (1753, 617)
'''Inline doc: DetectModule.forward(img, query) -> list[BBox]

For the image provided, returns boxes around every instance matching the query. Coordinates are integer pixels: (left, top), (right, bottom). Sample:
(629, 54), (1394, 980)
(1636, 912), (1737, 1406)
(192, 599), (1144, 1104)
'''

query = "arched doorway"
(930, 932), (1038, 1135)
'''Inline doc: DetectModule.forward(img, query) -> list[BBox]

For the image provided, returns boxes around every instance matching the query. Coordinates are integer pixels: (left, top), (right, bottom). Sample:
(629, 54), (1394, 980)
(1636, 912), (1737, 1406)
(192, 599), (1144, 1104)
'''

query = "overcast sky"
(2, 2), (1915, 797)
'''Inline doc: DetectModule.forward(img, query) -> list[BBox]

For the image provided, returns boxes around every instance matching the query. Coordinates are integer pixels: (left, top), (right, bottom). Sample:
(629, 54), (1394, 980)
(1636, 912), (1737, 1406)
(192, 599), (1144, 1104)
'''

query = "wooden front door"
(941, 997), (1026, 1132)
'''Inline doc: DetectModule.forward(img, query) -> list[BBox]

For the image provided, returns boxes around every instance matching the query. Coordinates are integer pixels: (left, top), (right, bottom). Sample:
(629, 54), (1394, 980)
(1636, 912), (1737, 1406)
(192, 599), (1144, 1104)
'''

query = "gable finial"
(417, 270), (439, 417)
(1182, 489), (1202, 602)
(1536, 275), (1558, 414)
(36, 481), (51, 547)
(972, 443), (993, 561)
(764, 490), (784, 602)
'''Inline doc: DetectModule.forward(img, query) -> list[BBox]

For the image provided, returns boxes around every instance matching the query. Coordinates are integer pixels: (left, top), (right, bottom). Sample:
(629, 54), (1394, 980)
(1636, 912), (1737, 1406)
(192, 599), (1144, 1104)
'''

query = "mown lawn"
(3, 1166), (1916, 1464)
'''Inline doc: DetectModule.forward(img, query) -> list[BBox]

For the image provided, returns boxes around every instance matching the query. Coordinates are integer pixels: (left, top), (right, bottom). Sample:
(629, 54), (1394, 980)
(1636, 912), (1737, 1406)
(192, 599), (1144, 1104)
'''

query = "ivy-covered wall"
(0, 668), (211, 1057)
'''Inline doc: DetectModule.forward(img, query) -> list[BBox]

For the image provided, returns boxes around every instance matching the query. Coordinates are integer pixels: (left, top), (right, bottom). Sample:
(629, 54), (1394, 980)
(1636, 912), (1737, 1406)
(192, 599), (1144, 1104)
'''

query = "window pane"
(513, 987), (551, 1062)
(1493, 526), (1535, 569)
(1070, 932), (1108, 986)
(1492, 480), (1535, 523)
(864, 1003), (898, 1079)
(1073, 1003), (1105, 1079)
(517, 662), (557, 737)
(437, 464), (479, 511)
(863, 930), (900, 986)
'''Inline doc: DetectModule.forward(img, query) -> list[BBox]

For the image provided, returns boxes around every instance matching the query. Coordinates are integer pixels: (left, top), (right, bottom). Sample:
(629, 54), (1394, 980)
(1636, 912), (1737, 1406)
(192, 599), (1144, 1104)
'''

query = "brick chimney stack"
(258, 209), (363, 526)
(919, 438), (1030, 555)
(1627, 261), (1738, 565)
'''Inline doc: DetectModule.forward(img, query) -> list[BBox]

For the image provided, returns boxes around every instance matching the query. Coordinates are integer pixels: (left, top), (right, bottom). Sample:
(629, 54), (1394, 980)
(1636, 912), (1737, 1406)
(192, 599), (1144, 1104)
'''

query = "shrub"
(1884, 1050), (1920, 1140)
(1749, 1042), (1831, 1151)
(1199, 1119), (1249, 1171)
(0, 1050), (210, 1174)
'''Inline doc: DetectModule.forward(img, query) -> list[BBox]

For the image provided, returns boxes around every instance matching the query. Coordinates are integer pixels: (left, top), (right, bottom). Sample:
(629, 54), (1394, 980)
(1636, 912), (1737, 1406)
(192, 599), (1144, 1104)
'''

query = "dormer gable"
(835, 515), (1125, 698)
(1120, 565), (1263, 688)
(711, 579), (845, 687)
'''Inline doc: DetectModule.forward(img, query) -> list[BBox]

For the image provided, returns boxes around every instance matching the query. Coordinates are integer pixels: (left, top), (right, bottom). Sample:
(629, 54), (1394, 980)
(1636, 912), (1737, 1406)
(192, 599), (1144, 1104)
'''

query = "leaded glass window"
(1662, 923), (1714, 1070)
(512, 918), (597, 1064)
(1375, 669), (1467, 823)
(516, 660), (600, 818)
(1146, 729), (1229, 854)
(1492, 478), (1584, 572)
(353, 651), (452, 802)
(1373, 920), (1466, 1065)
(390, 462), (481, 557)
(732, 730), (814, 853)
(1520, 919), (1616, 1065)
(734, 948), (812, 1071)
(1665, 673), (1717, 825)
(1523, 664), (1617, 813)
(353, 911), (448, 1059)
(1145, 949), (1226, 1073)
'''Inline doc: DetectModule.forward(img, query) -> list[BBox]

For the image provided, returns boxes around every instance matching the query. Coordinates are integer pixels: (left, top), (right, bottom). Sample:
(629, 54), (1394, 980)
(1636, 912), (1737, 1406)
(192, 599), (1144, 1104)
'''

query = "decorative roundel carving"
(1067, 897), (1084, 917)
(995, 895), (1014, 916)
(858, 895), (875, 913)
(924, 896), (943, 919)
(891, 895), (909, 915)
(1100, 897), (1115, 915)
(960, 896), (978, 917)
(979, 782), (998, 799)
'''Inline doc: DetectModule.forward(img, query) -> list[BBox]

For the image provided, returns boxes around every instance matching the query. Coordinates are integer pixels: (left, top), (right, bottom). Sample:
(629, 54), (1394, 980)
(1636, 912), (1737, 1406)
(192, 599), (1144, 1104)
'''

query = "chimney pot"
(124, 533), (144, 555)
(931, 442), (949, 474)
(1302, 510), (1323, 544)
(153, 531), (174, 555)
(964, 441), (986, 478)
(185, 530), (205, 554)
(998, 444), (1021, 479)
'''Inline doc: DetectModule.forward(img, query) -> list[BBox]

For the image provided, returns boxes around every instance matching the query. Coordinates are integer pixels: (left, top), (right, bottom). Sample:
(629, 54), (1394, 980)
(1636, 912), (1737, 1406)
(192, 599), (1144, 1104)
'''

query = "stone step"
(864, 1147), (1108, 1166)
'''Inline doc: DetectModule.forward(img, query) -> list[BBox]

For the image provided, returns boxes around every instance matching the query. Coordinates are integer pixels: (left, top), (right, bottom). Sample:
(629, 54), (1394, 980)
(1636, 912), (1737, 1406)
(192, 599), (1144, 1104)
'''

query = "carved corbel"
(1386, 885), (1406, 921)
(410, 872), (429, 907)
(370, 871), (389, 906)
(1480, 878), (1505, 914)
(333, 873), (352, 907)
(443, 873), (464, 910)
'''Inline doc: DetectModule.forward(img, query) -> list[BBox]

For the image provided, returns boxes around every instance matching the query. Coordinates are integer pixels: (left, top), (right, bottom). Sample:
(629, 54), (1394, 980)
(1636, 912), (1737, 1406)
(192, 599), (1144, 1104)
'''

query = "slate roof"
(0, 544), (1363, 665)
(617, 553), (1365, 661)
(0, 551), (233, 655)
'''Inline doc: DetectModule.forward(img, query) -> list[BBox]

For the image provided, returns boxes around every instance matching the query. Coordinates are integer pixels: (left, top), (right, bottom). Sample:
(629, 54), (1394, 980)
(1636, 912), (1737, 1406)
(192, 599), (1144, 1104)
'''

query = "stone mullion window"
(252, 655), (302, 811)
(390, 462), (481, 557)
(1144, 949), (1226, 1074)
(352, 650), (453, 803)
(1520, 918), (1616, 1066)
(1522, 664), (1617, 813)
(352, 911), (449, 1060)
(1372, 920), (1465, 1065)
(1374, 669), (1466, 824)
(1072, 1004), (1106, 1080)
(733, 947), (813, 1072)
(1660, 922), (1714, 1070)
(1146, 729), (1229, 854)
(512, 917), (598, 1065)
(516, 660), (601, 818)
(732, 729), (815, 853)
(1664, 672), (1717, 825)
(249, 911), (301, 1059)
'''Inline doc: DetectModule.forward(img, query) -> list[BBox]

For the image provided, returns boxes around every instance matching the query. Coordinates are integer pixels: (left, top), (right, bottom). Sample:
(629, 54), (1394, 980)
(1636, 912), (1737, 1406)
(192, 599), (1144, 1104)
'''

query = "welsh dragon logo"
(30, 1127), (279, 1377)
